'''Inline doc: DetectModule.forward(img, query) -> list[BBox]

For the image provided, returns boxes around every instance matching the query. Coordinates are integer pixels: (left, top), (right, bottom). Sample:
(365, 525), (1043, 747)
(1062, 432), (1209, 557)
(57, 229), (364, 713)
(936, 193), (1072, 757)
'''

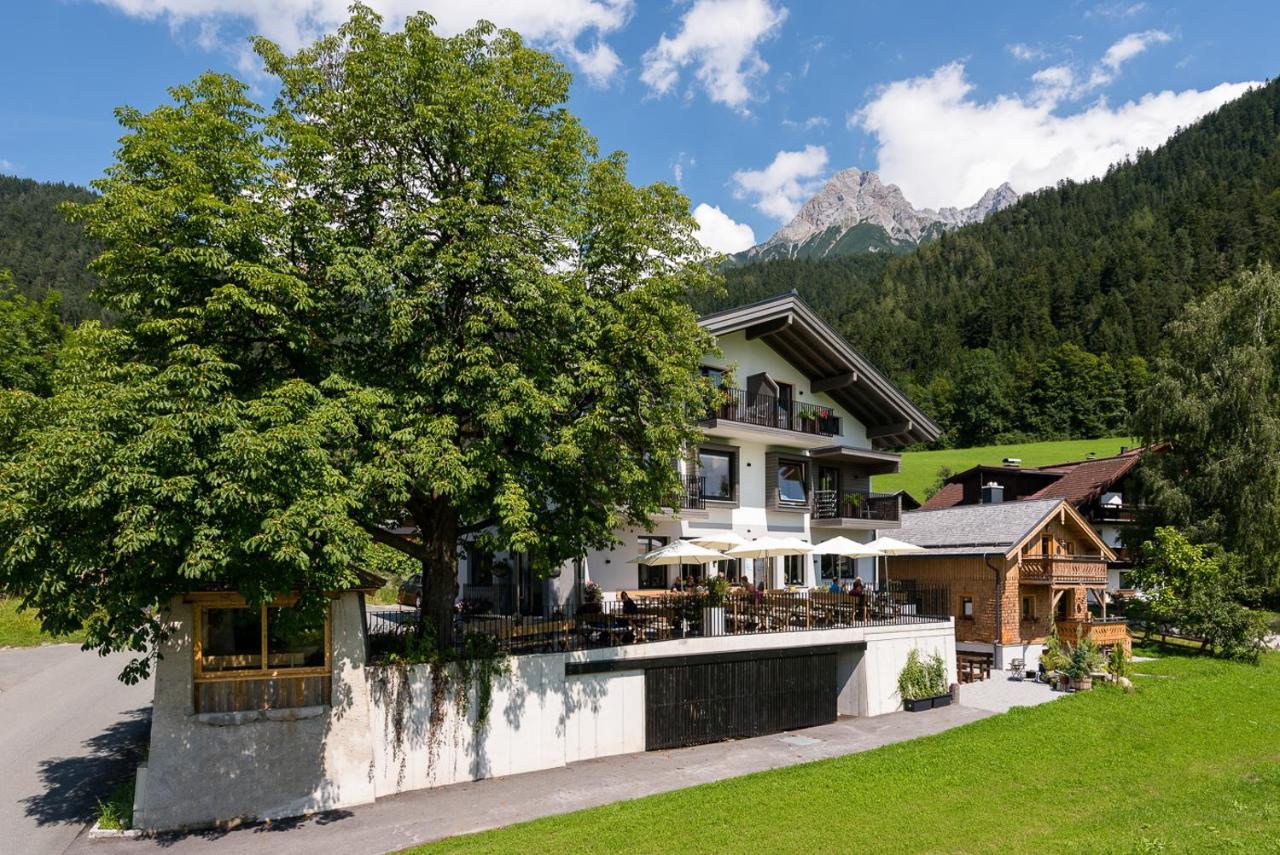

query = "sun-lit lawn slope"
(406, 652), (1280, 854)
(876, 436), (1137, 504)
(0, 597), (85, 648)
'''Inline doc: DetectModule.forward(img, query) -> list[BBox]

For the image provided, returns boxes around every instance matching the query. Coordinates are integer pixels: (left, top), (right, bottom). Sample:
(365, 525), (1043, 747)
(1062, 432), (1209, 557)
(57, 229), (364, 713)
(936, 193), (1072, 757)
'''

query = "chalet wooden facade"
(887, 498), (1130, 670)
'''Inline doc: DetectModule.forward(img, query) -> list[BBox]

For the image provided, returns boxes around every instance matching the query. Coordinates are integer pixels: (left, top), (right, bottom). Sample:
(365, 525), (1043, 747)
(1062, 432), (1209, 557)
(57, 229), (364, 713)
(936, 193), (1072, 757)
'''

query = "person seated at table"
(620, 590), (639, 615)
(828, 578), (842, 594)
(851, 577), (865, 597)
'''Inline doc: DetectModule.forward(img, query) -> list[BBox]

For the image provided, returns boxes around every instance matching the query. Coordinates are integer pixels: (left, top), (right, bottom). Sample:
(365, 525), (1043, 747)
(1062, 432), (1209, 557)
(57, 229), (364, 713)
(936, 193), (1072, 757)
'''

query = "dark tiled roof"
(921, 481), (965, 510)
(1025, 451), (1143, 505)
(895, 499), (1064, 556)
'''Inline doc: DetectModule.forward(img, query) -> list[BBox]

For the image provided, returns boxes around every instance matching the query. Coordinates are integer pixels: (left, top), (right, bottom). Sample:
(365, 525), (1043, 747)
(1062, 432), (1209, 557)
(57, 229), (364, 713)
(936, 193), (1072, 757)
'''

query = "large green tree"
(0, 6), (717, 674)
(1133, 264), (1280, 596)
(0, 270), (65, 394)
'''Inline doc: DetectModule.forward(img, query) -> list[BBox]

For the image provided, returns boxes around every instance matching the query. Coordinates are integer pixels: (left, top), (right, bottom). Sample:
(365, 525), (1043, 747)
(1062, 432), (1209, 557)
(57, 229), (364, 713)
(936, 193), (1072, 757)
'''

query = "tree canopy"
(0, 5), (718, 674)
(1133, 264), (1280, 597)
(0, 270), (65, 394)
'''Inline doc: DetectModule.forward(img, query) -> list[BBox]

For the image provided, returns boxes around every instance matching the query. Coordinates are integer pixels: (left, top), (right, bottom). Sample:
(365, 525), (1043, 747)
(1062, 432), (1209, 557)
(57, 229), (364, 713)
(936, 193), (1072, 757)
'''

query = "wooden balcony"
(1056, 618), (1131, 652)
(1020, 555), (1109, 585)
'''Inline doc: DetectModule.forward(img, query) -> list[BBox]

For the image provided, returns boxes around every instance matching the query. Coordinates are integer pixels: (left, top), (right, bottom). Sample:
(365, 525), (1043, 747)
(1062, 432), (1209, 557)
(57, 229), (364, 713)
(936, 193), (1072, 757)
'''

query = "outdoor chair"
(1008, 658), (1026, 681)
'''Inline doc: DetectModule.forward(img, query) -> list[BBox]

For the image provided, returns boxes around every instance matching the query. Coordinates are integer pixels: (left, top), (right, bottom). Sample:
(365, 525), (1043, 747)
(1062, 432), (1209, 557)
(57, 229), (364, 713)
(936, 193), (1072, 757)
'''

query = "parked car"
(397, 574), (423, 608)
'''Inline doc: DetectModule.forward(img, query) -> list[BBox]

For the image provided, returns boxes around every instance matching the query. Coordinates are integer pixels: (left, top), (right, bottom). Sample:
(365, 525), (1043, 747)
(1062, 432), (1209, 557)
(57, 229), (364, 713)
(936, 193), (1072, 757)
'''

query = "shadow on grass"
(22, 705), (151, 827)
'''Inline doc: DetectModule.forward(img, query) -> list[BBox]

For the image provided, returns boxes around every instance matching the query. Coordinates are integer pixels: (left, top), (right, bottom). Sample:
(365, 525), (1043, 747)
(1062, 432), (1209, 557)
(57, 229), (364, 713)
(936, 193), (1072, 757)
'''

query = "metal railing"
(680, 474), (706, 510)
(703, 387), (840, 437)
(367, 588), (950, 657)
(811, 489), (901, 522)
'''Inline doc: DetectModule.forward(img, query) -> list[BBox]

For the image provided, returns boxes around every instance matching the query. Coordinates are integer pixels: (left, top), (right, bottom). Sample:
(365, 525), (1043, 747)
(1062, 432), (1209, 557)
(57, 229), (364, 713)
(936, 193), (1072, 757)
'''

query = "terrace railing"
(1020, 555), (1109, 585)
(367, 587), (950, 657)
(811, 489), (901, 523)
(703, 387), (840, 437)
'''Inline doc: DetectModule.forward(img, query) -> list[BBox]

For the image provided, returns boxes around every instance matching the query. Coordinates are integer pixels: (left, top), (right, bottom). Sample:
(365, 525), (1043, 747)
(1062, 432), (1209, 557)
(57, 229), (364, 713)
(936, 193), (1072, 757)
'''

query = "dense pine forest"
(703, 76), (1280, 446)
(0, 175), (102, 324)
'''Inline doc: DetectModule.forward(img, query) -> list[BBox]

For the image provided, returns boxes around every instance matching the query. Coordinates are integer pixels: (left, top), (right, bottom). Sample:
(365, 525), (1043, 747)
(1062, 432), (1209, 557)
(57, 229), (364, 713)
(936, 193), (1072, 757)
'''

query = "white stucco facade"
(134, 593), (955, 832)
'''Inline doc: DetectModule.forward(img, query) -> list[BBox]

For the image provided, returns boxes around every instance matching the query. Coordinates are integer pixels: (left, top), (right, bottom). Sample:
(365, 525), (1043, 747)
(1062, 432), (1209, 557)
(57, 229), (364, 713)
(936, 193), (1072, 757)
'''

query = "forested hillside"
(704, 77), (1280, 446)
(0, 175), (102, 323)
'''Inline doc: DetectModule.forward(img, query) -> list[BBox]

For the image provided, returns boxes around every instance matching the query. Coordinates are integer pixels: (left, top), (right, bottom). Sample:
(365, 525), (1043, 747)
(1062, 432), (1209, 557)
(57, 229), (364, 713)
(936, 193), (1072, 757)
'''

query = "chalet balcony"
(1056, 617), (1131, 651)
(702, 387), (841, 438)
(811, 489), (901, 527)
(1084, 501), (1139, 523)
(1020, 555), (1109, 585)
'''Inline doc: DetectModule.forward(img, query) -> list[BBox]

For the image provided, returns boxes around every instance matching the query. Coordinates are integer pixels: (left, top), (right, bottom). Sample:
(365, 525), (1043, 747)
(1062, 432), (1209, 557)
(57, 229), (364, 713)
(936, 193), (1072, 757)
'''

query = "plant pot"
(1072, 675), (1093, 692)
(930, 693), (951, 708)
(903, 696), (933, 712)
(702, 605), (726, 637)
(1057, 674), (1071, 692)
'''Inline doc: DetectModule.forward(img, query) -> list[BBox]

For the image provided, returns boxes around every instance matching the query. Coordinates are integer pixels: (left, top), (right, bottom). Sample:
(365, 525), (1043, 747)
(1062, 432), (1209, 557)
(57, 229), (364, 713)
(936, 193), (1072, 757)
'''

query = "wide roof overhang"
(699, 292), (942, 449)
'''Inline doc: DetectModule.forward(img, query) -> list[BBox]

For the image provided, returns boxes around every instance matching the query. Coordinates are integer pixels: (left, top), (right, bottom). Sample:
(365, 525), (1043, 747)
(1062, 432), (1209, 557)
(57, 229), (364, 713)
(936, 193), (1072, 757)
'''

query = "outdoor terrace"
(368, 588), (949, 657)
(811, 489), (901, 526)
(1020, 555), (1109, 585)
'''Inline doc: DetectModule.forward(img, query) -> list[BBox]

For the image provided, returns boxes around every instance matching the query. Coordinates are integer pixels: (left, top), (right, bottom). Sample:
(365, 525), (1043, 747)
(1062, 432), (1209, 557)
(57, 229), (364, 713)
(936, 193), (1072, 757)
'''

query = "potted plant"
(702, 575), (730, 636)
(1060, 639), (1104, 691)
(898, 648), (950, 711)
(579, 581), (603, 615)
(844, 491), (867, 518)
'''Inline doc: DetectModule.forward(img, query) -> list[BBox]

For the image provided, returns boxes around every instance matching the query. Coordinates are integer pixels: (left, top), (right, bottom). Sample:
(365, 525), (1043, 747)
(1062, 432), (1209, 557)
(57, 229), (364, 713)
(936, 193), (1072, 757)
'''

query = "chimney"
(1087, 452), (1097, 460)
(1119, 446), (1129, 454)
(1002, 457), (1021, 468)
(981, 482), (1004, 504)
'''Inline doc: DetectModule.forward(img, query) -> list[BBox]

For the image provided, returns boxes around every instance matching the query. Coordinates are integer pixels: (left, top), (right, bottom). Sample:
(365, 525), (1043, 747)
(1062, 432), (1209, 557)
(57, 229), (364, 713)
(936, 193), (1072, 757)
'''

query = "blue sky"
(1, 1), (1276, 252)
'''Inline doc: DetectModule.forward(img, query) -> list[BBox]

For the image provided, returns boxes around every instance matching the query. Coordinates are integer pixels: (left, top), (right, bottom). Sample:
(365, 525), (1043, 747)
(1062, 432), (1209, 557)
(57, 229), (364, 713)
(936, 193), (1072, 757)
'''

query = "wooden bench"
(957, 652), (993, 683)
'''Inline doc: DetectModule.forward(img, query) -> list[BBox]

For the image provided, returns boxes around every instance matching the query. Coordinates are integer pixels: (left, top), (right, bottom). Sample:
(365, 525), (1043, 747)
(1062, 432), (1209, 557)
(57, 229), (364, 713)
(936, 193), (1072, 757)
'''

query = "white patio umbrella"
(630, 540), (728, 566)
(866, 535), (926, 588)
(725, 536), (813, 589)
(687, 531), (748, 551)
(810, 536), (881, 587)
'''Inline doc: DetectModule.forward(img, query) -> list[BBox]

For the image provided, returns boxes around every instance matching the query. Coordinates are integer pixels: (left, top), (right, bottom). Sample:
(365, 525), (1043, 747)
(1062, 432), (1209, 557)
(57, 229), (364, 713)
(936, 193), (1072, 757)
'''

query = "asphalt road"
(0, 643), (153, 855)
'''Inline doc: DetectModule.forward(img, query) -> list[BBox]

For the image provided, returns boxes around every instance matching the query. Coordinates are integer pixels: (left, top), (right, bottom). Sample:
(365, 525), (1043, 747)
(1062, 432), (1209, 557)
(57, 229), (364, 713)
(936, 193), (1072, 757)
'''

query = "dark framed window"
(784, 554), (805, 586)
(1022, 596), (1035, 620)
(638, 535), (668, 589)
(467, 543), (494, 587)
(961, 596), (974, 619)
(716, 557), (741, 582)
(698, 448), (736, 501)
(777, 460), (808, 504)
(700, 366), (727, 388)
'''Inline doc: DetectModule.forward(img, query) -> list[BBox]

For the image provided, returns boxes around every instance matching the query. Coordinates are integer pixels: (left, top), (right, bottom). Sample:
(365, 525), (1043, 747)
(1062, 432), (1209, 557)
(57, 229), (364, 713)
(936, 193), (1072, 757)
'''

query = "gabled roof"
(894, 499), (1066, 556)
(920, 447), (1150, 511)
(1025, 449), (1143, 505)
(699, 292), (941, 449)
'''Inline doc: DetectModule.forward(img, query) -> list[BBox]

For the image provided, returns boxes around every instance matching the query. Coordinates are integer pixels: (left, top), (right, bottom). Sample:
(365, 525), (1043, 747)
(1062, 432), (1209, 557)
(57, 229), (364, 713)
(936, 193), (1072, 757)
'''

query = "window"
(193, 600), (332, 713)
(1040, 535), (1051, 555)
(777, 460), (808, 504)
(784, 554), (805, 586)
(467, 543), (494, 587)
(700, 366), (727, 388)
(638, 535), (668, 589)
(777, 382), (794, 427)
(818, 554), (840, 580)
(1021, 596), (1036, 622)
(716, 557), (741, 582)
(961, 596), (974, 619)
(698, 448), (736, 501)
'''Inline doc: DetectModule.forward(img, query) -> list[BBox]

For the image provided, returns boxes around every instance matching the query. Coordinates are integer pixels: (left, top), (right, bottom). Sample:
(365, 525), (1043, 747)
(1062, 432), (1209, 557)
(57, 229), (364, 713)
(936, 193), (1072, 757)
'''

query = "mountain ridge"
(732, 169), (1018, 264)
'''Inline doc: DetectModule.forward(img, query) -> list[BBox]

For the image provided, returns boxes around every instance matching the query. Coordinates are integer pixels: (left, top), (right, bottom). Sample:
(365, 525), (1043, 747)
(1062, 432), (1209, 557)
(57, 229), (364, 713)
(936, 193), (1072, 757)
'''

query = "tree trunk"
(417, 506), (460, 652)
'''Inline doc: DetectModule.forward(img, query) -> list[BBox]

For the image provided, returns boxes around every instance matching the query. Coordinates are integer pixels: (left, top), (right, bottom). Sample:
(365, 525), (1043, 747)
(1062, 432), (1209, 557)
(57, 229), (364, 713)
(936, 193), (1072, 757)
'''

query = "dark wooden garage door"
(645, 652), (837, 750)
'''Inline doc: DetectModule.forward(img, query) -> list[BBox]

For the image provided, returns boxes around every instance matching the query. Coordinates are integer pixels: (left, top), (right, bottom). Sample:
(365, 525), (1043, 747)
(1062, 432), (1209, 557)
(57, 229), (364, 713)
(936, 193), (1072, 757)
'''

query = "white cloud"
(90, 0), (634, 84)
(854, 62), (1256, 210)
(1087, 2), (1148, 19)
(641, 0), (788, 112)
(1101, 29), (1170, 71)
(782, 115), (829, 131)
(692, 203), (756, 254)
(0, 158), (13, 172)
(731, 144), (828, 221)
(1007, 43), (1045, 62)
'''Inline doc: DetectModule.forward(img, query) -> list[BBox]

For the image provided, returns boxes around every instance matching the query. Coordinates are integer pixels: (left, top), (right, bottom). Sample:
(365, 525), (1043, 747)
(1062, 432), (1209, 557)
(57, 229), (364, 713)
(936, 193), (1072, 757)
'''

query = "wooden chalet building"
(886, 498), (1130, 671)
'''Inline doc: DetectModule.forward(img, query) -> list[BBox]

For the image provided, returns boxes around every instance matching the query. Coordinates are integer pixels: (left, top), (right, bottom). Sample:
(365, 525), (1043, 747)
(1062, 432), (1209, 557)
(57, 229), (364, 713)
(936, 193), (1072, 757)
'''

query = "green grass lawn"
(407, 652), (1280, 854)
(876, 436), (1137, 503)
(0, 597), (85, 648)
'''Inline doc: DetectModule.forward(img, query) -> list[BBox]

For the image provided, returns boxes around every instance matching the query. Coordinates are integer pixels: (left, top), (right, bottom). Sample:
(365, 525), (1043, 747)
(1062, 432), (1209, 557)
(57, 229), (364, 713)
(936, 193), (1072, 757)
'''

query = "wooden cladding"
(1020, 556), (1108, 585)
(196, 675), (332, 714)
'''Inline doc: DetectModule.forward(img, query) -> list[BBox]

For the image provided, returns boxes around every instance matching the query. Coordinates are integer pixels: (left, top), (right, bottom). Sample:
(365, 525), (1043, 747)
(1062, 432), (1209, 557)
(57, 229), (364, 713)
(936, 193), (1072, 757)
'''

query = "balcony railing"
(812, 489), (901, 523)
(368, 589), (950, 657)
(1021, 555), (1109, 585)
(1056, 617), (1130, 648)
(680, 474), (706, 510)
(1085, 501), (1139, 523)
(703, 387), (840, 437)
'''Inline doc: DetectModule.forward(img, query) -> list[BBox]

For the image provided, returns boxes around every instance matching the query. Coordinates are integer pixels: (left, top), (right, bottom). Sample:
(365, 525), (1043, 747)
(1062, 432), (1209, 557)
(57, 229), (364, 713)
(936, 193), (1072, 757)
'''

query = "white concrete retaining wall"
(135, 606), (955, 831)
